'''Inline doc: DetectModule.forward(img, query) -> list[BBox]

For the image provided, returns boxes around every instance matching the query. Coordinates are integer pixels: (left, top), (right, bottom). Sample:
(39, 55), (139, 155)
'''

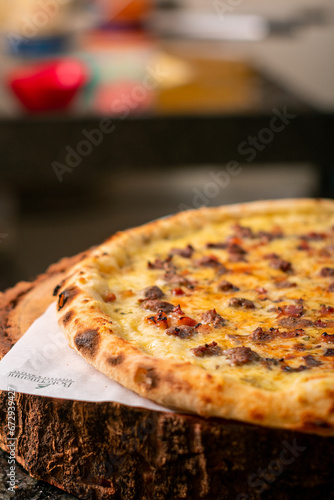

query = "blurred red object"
(8, 59), (88, 112)
(99, 0), (152, 25)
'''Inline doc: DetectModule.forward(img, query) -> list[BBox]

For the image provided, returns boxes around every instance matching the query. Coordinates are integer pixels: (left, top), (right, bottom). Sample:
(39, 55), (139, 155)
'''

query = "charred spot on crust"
(53, 280), (64, 297)
(249, 409), (264, 421)
(74, 329), (100, 359)
(62, 310), (74, 325)
(134, 366), (159, 390)
(107, 354), (124, 366)
(57, 286), (80, 311)
(302, 419), (331, 430)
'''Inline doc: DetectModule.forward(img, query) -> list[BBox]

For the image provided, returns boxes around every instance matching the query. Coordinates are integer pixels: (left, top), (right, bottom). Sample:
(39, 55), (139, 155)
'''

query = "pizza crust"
(55, 198), (334, 435)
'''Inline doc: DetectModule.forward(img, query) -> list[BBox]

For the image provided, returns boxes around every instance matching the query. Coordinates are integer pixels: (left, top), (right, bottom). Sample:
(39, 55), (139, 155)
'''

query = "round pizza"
(55, 198), (334, 435)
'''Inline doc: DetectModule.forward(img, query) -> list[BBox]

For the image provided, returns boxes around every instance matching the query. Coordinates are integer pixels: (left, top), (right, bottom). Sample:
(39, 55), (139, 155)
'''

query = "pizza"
(55, 198), (334, 435)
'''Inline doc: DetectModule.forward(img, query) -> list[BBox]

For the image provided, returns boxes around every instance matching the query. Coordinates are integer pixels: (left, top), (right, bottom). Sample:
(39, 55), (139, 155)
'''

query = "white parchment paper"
(0, 302), (172, 412)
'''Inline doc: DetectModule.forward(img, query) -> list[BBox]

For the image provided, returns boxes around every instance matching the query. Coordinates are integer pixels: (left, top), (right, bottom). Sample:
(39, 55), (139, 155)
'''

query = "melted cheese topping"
(85, 209), (334, 392)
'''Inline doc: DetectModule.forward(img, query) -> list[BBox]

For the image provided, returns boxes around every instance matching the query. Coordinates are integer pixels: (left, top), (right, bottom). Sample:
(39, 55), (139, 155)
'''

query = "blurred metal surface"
(149, 8), (328, 41)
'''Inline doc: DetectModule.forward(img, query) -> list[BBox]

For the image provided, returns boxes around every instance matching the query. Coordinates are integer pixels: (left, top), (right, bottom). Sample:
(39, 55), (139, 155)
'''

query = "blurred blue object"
(5, 33), (72, 58)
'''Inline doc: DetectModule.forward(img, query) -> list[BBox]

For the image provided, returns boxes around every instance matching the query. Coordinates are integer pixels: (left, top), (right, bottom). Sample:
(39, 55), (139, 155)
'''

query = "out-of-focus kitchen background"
(0, 0), (333, 291)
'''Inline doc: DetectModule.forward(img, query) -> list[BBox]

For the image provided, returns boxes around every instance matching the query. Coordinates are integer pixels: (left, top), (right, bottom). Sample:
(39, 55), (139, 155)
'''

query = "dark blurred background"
(0, 0), (333, 291)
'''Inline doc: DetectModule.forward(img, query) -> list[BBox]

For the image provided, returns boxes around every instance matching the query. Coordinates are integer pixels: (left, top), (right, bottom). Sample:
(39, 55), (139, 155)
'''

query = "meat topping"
(141, 286), (164, 301)
(297, 241), (311, 251)
(314, 319), (327, 328)
(264, 252), (279, 260)
(321, 332), (334, 343)
(250, 327), (277, 342)
(169, 244), (194, 258)
(257, 229), (283, 241)
(277, 304), (304, 318)
(278, 317), (313, 328)
(217, 280), (239, 292)
(269, 257), (293, 273)
(142, 300), (175, 313)
(227, 242), (247, 262)
(148, 256), (173, 270)
(274, 280), (296, 289)
(320, 267), (334, 277)
(196, 255), (223, 268)
(293, 343), (306, 351)
(191, 341), (223, 357)
(278, 329), (303, 339)
(324, 348), (334, 356)
(250, 327), (303, 341)
(172, 304), (185, 315)
(164, 271), (194, 288)
(216, 265), (228, 275)
(232, 224), (255, 239)
(146, 311), (168, 329)
(165, 326), (197, 339)
(224, 347), (260, 366)
(177, 316), (198, 327)
(229, 297), (255, 309)
(227, 243), (247, 255)
(301, 232), (327, 241)
(318, 248), (331, 258)
(261, 357), (280, 369)
(206, 242), (227, 249)
(303, 355), (322, 367)
(319, 305), (334, 315)
(200, 309), (226, 327)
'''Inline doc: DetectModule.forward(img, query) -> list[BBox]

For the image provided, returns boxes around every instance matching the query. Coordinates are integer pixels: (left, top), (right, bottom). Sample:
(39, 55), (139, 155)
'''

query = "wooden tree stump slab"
(0, 255), (334, 500)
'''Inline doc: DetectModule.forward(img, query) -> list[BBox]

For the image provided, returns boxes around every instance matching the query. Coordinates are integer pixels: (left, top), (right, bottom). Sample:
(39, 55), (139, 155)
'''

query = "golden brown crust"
(0, 253), (89, 359)
(55, 199), (334, 435)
